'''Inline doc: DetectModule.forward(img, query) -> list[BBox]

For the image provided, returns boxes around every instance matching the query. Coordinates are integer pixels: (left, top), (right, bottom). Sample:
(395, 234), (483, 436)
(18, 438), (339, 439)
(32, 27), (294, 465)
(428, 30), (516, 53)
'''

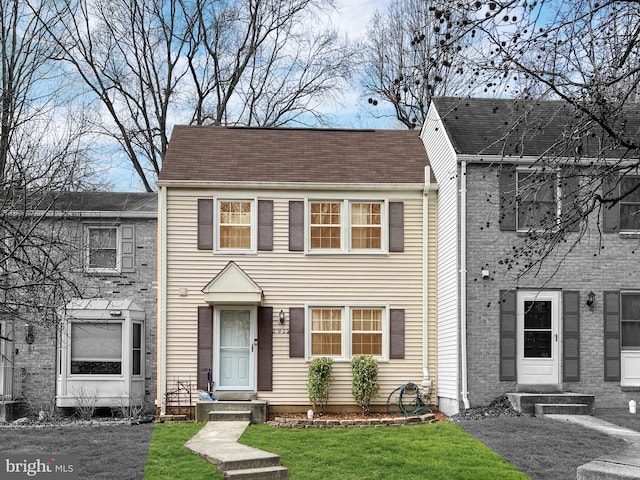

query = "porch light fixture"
(586, 291), (595, 311)
(279, 310), (285, 324)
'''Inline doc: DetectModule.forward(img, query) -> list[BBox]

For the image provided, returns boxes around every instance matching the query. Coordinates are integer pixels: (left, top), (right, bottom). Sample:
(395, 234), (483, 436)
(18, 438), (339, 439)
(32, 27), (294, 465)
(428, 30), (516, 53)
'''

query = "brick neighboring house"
(0, 192), (157, 420)
(157, 126), (438, 416)
(422, 97), (640, 415)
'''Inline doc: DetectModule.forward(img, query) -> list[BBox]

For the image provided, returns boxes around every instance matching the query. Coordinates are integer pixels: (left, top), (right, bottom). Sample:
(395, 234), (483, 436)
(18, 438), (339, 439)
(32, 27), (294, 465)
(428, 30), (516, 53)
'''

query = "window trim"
(132, 322), (143, 377)
(305, 199), (388, 254)
(214, 197), (257, 253)
(85, 225), (121, 274)
(305, 304), (389, 361)
(515, 167), (562, 233)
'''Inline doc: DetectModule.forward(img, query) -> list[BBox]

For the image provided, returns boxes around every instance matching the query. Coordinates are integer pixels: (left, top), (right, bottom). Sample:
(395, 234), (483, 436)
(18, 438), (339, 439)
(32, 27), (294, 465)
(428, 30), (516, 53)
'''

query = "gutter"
(460, 160), (471, 410)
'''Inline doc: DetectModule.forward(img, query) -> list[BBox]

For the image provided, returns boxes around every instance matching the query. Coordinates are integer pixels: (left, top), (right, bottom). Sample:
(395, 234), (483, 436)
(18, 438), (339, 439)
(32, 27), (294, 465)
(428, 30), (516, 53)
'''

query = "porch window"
(620, 177), (640, 231)
(218, 200), (252, 249)
(71, 322), (122, 375)
(516, 170), (559, 231)
(621, 293), (640, 348)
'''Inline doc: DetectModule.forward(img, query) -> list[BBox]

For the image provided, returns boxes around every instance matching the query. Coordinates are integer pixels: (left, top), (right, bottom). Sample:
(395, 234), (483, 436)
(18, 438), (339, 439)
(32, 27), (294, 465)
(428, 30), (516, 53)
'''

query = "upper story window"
(308, 306), (387, 360)
(516, 170), (559, 231)
(308, 200), (385, 253)
(621, 292), (640, 350)
(620, 177), (640, 231)
(85, 224), (136, 273)
(218, 200), (253, 250)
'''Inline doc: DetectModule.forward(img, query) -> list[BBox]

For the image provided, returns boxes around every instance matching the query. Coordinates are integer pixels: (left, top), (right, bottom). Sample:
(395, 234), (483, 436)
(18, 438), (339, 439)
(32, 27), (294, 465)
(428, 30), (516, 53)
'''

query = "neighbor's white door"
(517, 291), (560, 385)
(216, 308), (255, 390)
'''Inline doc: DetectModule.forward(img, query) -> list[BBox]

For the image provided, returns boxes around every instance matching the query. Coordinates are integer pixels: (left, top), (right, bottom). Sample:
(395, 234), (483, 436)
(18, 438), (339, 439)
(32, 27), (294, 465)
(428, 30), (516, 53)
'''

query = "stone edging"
(267, 413), (436, 429)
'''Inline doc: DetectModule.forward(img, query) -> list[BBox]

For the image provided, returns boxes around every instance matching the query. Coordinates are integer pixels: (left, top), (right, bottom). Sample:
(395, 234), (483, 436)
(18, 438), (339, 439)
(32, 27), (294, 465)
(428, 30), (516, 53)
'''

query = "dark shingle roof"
(431, 97), (640, 158)
(160, 126), (432, 184)
(51, 192), (157, 213)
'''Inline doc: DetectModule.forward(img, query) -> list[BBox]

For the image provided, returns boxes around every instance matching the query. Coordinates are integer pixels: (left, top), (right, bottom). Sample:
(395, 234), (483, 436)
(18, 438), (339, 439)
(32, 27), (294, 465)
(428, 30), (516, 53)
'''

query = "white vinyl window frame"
(69, 320), (124, 376)
(305, 199), (388, 254)
(306, 304), (389, 361)
(214, 197), (257, 253)
(515, 167), (562, 233)
(85, 225), (121, 273)
(619, 176), (640, 232)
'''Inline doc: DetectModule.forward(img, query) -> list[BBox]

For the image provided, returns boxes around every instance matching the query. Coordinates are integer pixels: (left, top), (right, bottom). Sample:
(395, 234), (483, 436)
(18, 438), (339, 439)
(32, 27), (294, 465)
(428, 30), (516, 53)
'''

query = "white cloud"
(332, 0), (390, 40)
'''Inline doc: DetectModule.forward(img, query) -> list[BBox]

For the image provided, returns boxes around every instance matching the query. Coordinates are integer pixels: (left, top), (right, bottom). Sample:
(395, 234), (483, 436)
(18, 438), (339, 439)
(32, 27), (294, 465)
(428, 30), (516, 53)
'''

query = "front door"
(215, 307), (255, 391)
(517, 291), (560, 384)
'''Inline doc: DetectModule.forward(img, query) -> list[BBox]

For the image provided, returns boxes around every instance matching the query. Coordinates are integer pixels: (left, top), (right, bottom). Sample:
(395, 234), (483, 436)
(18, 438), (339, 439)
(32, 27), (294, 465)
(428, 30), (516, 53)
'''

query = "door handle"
(555, 334), (558, 342)
(251, 338), (258, 352)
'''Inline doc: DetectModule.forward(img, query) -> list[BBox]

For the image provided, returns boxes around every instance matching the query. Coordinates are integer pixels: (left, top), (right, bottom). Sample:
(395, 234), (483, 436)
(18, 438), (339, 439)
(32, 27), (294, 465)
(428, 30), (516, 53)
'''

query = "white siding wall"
(162, 186), (433, 408)
(421, 107), (461, 414)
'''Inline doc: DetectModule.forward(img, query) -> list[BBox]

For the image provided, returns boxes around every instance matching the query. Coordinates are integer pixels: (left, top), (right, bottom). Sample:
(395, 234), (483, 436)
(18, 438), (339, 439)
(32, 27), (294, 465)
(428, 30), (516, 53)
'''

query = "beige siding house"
(157, 126), (437, 415)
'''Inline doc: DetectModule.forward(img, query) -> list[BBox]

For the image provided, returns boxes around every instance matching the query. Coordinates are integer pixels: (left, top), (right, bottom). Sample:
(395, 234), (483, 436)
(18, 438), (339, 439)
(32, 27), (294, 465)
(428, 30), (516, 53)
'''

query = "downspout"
(422, 166), (432, 397)
(460, 160), (470, 409)
(157, 185), (167, 415)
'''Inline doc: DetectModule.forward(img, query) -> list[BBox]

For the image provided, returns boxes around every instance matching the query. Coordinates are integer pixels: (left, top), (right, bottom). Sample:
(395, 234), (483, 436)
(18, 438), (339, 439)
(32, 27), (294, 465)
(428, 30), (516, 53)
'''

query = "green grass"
(240, 422), (530, 480)
(143, 423), (223, 480)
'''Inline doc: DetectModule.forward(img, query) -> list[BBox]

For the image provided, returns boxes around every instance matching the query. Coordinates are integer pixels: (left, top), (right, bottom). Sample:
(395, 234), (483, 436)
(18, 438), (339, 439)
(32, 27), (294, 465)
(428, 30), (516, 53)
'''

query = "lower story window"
(71, 322), (122, 375)
(622, 293), (640, 348)
(309, 306), (386, 360)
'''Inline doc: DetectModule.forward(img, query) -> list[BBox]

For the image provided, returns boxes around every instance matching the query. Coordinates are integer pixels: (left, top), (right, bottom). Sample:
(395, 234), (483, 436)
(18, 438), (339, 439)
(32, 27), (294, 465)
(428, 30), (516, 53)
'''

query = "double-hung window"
(621, 292), (640, 349)
(217, 199), (255, 251)
(308, 200), (385, 252)
(516, 169), (560, 231)
(308, 306), (386, 360)
(620, 177), (640, 231)
(86, 226), (118, 272)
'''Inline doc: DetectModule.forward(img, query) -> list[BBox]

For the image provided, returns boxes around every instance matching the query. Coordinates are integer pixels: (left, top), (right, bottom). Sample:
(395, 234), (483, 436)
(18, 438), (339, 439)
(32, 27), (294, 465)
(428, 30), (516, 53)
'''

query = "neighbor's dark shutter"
(389, 309), (405, 359)
(604, 291), (621, 382)
(258, 200), (273, 251)
(289, 307), (305, 358)
(499, 165), (517, 231)
(561, 171), (581, 233)
(121, 225), (136, 272)
(257, 306), (273, 391)
(389, 202), (404, 252)
(602, 175), (620, 233)
(197, 306), (213, 391)
(499, 290), (517, 381)
(563, 291), (580, 382)
(289, 201), (304, 251)
(198, 199), (214, 250)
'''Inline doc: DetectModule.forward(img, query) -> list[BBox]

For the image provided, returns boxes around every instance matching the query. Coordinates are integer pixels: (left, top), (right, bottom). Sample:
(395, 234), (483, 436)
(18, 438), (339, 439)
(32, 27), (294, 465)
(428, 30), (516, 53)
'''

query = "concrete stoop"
(506, 392), (595, 415)
(185, 419), (289, 480)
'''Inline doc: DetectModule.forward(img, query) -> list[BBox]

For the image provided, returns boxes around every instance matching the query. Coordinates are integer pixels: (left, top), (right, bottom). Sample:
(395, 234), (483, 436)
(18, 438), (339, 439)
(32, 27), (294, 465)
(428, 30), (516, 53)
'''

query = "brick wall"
(464, 163), (640, 409)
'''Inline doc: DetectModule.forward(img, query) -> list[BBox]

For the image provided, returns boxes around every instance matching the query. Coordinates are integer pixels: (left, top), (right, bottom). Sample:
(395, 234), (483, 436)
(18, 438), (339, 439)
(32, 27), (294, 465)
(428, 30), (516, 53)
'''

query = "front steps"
(195, 400), (268, 423)
(507, 392), (595, 416)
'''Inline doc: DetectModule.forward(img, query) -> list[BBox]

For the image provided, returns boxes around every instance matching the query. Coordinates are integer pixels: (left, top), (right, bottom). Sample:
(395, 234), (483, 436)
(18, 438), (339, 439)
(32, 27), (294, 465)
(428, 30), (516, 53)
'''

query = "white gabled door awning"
(201, 261), (263, 305)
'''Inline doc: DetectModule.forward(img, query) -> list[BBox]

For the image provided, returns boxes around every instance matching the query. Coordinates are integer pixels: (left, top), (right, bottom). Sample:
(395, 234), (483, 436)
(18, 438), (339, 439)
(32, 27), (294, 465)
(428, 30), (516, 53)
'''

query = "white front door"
(216, 307), (256, 391)
(517, 291), (560, 384)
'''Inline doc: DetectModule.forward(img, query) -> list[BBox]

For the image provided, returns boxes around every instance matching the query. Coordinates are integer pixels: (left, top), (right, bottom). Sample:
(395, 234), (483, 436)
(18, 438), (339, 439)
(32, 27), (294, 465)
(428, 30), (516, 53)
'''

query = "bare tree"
(359, 0), (473, 129)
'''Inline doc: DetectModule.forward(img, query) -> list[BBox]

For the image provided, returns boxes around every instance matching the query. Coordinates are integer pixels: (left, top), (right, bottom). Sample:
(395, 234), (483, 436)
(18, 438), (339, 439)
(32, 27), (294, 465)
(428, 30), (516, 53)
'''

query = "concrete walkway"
(545, 414), (640, 479)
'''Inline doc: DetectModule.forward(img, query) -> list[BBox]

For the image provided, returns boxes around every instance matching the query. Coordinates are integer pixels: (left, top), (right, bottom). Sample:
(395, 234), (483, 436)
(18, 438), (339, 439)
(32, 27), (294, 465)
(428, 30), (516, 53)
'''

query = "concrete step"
(158, 414), (189, 422)
(215, 448), (283, 472)
(224, 465), (289, 479)
(507, 392), (595, 415)
(209, 410), (252, 422)
(196, 400), (268, 423)
(534, 403), (590, 416)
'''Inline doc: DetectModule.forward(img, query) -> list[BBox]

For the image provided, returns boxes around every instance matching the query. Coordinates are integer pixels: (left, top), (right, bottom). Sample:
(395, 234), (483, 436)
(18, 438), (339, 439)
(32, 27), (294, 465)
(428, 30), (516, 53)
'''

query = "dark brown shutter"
(499, 165), (517, 231)
(197, 199), (214, 250)
(389, 202), (404, 252)
(499, 290), (517, 381)
(562, 291), (580, 382)
(197, 306), (213, 391)
(604, 291), (621, 381)
(390, 309), (405, 359)
(561, 171), (580, 233)
(120, 225), (136, 272)
(602, 175), (620, 233)
(258, 200), (273, 251)
(289, 201), (304, 252)
(257, 307), (273, 391)
(289, 307), (305, 358)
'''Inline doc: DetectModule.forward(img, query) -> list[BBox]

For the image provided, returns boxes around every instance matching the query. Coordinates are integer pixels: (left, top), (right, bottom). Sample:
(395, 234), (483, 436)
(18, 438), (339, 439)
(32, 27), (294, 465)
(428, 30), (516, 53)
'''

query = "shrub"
(351, 355), (380, 416)
(307, 357), (333, 414)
